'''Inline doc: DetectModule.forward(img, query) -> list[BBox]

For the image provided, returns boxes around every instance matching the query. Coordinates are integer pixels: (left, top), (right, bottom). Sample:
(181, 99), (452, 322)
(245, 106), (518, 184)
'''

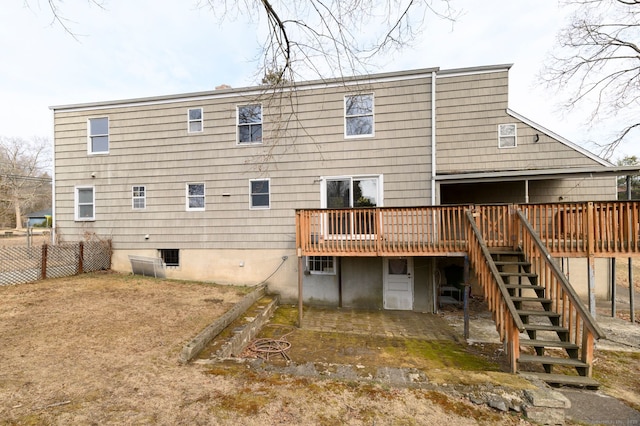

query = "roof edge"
(50, 66), (441, 112)
(507, 108), (612, 167)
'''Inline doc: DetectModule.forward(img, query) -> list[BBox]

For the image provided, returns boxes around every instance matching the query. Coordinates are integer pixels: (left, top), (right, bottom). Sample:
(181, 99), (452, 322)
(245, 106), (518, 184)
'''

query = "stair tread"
(500, 271), (538, 277)
(519, 372), (600, 388)
(517, 309), (561, 317)
(505, 284), (545, 291)
(522, 324), (568, 332)
(518, 354), (588, 367)
(511, 297), (552, 303)
(494, 261), (530, 265)
(520, 339), (578, 349)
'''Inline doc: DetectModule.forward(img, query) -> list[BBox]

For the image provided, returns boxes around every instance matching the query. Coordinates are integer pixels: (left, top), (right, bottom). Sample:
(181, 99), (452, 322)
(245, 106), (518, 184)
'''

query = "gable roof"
(507, 109), (611, 167)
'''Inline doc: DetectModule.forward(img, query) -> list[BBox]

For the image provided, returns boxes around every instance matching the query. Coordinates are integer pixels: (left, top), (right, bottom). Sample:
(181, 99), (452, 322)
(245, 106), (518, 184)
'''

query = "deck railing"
(521, 201), (640, 256)
(516, 210), (605, 376)
(296, 206), (469, 256)
(296, 201), (640, 258)
(465, 210), (524, 373)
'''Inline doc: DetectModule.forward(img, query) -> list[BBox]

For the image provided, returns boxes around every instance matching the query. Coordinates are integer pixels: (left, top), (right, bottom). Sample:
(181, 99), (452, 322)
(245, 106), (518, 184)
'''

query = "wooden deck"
(296, 202), (640, 258)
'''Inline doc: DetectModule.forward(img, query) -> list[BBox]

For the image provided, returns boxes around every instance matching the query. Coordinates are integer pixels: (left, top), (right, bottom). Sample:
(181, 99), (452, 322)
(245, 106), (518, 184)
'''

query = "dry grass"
(0, 273), (529, 425)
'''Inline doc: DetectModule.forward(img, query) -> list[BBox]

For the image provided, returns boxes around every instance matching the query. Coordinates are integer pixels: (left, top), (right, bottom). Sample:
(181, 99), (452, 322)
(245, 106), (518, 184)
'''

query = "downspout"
(524, 179), (529, 204)
(51, 109), (56, 245)
(431, 71), (437, 206)
(431, 71), (438, 313)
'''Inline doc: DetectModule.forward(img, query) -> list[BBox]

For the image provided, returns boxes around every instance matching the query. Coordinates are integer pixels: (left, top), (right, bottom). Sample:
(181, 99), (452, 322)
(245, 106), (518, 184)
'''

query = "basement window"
(307, 256), (336, 275)
(159, 249), (180, 267)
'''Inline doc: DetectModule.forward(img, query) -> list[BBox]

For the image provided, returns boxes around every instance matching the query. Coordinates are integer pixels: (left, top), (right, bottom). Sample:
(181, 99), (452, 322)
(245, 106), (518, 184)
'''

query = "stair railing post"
(581, 329), (594, 377)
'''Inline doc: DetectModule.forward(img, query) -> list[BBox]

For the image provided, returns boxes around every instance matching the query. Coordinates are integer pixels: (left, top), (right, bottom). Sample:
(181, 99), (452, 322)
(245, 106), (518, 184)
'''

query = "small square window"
(238, 104), (262, 144)
(75, 186), (95, 221)
(132, 186), (146, 209)
(345, 94), (374, 137)
(188, 108), (203, 133)
(187, 183), (205, 211)
(250, 179), (270, 209)
(498, 123), (517, 148)
(88, 117), (109, 154)
(159, 249), (179, 267)
(307, 256), (336, 275)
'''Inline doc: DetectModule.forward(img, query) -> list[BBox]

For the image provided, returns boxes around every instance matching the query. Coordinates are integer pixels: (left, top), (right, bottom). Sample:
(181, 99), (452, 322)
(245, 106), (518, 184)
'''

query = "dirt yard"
(0, 273), (530, 425)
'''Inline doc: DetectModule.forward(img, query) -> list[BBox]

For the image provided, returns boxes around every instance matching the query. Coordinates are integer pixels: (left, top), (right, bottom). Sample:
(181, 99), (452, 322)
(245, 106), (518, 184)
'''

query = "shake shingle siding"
(53, 74), (434, 250)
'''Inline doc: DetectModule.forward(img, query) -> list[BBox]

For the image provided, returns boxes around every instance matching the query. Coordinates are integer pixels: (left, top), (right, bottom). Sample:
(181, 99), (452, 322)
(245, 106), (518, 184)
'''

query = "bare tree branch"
(541, 0), (640, 159)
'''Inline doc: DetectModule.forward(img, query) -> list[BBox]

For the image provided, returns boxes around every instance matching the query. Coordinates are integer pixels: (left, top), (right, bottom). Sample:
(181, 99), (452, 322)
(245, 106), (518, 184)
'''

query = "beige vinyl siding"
(53, 76), (434, 250)
(436, 71), (605, 174)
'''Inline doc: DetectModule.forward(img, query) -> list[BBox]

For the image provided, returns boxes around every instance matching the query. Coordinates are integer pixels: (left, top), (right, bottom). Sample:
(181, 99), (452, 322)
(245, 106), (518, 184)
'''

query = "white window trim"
(307, 256), (337, 275)
(187, 108), (203, 134)
(236, 103), (263, 145)
(344, 93), (375, 139)
(87, 117), (109, 155)
(498, 123), (517, 149)
(132, 185), (146, 210)
(74, 185), (95, 221)
(186, 183), (205, 211)
(249, 178), (271, 210)
(320, 174), (384, 208)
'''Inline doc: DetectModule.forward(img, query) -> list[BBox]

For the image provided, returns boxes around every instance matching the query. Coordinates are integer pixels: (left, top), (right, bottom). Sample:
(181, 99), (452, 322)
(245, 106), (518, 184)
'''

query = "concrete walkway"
(302, 307), (460, 341)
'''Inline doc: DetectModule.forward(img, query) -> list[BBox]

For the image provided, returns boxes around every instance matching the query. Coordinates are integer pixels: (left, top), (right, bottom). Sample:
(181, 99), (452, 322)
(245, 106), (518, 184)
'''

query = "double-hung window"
(88, 117), (109, 154)
(345, 94), (374, 137)
(498, 123), (517, 148)
(186, 183), (205, 211)
(188, 108), (203, 133)
(249, 179), (270, 209)
(75, 186), (95, 221)
(132, 186), (146, 209)
(237, 104), (262, 143)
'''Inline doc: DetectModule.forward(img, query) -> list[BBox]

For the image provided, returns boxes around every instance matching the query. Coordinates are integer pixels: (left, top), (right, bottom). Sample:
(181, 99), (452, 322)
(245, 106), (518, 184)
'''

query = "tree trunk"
(14, 198), (23, 230)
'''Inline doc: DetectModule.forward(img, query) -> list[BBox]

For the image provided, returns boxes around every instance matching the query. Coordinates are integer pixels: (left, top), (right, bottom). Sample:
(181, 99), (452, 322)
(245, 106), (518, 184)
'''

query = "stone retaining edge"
(179, 285), (266, 363)
(215, 295), (279, 359)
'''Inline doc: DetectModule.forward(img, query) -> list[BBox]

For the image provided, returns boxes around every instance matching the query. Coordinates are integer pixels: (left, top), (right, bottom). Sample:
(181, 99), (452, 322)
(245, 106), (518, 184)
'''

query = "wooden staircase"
(491, 249), (600, 389)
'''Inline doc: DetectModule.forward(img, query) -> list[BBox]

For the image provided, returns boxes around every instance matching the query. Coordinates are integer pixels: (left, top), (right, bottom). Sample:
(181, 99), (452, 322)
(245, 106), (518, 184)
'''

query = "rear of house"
(51, 64), (617, 309)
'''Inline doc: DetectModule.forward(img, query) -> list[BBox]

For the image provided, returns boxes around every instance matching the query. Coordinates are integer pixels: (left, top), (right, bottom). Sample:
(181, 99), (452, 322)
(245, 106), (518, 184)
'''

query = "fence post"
(78, 241), (84, 275)
(41, 244), (48, 280)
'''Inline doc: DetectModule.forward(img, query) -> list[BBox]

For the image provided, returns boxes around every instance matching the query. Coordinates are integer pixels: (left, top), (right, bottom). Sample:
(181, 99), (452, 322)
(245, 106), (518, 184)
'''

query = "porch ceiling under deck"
(435, 165), (640, 185)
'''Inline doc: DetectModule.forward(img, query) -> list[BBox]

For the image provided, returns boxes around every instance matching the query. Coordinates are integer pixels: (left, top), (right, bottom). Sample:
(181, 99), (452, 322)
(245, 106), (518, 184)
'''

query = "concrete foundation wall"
(112, 248), (299, 302)
(341, 257), (383, 309)
(562, 257), (611, 301)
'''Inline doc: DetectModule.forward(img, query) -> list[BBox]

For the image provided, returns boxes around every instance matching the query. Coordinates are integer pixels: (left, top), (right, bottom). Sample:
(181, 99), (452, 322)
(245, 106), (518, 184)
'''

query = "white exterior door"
(383, 257), (414, 310)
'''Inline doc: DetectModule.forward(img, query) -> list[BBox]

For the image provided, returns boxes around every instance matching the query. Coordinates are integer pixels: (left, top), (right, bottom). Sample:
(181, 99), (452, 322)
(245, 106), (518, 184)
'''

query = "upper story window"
(250, 179), (270, 209)
(75, 186), (95, 221)
(345, 94), (374, 137)
(188, 108), (203, 133)
(132, 186), (146, 209)
(498, 123), (517, 148)
(186, 183), (205, 211)
(237, 104), (262, 144)
(88, 117), (109, 154)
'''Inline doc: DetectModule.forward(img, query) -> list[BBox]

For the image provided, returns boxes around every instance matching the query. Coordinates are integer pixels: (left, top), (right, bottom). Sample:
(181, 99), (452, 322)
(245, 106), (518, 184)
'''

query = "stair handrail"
(516, 209), (605, 340)
(465, 210), (525, 332)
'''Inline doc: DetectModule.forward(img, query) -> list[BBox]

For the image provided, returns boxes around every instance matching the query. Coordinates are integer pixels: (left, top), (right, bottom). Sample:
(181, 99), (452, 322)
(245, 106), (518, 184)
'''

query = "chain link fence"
(0, 240), (112, 286)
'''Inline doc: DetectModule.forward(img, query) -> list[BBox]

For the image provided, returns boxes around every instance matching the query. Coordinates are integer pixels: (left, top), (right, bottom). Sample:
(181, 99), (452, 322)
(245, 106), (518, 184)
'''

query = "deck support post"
(297, 251), (303, 328)
(587, 257), (596, 317)
(463, 255), (470, 340)
(629, 258), (635, 324)
(611, 258), (617, 318)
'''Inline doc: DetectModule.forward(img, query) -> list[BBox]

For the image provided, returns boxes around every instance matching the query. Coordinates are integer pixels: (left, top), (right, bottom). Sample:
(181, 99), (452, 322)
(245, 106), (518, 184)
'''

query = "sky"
(1, 0), (637, 162)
